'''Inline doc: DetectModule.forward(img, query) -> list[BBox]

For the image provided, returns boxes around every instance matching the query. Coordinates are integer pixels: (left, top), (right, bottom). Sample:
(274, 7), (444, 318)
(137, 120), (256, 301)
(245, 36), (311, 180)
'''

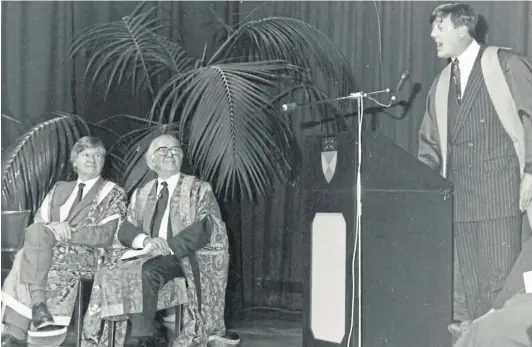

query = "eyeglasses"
(154, 146), (181, 156)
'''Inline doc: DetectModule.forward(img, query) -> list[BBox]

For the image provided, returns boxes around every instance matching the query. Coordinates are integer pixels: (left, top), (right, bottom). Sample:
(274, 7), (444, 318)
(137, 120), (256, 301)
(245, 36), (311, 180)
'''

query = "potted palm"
(68, 2), (355, 199)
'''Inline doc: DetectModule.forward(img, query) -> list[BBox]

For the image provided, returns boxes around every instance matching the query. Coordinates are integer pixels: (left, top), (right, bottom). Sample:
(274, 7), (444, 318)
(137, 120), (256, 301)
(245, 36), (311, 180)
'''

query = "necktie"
(150, 181), (169, 238)
(451, 59), (462, 103)
(69, 183), (85, 213)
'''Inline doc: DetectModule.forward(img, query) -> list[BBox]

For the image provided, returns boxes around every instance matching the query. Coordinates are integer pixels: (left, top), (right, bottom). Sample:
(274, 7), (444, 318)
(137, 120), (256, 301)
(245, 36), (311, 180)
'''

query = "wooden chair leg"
(175, 305), (182, 335)
(107, 321), (116, 347)
(76, 280), (84, 347)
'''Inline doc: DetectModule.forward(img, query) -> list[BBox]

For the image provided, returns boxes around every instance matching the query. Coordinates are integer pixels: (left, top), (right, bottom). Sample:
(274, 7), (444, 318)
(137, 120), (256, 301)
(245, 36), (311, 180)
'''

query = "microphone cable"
(346, 2), (385, 347)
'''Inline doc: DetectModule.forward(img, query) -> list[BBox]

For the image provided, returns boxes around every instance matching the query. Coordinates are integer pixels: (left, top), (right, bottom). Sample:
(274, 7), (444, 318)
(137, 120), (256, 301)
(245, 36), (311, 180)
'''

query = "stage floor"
(60, 309), (303, 347)
(233, 319), (301, 347)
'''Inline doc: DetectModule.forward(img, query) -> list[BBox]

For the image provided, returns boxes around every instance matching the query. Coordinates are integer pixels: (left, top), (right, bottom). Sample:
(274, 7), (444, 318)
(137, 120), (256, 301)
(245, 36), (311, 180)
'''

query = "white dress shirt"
(131, 173), (180, 249)
(452, 40), (481, 98)
(59, 176), (100, 222)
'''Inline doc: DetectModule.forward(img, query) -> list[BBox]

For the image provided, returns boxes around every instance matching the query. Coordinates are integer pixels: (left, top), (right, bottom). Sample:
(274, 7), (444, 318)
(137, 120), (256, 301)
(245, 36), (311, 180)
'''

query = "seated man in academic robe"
(81, 134), (238, 347)
(453, 236), (532, 346)
(1, 136), (127, 347)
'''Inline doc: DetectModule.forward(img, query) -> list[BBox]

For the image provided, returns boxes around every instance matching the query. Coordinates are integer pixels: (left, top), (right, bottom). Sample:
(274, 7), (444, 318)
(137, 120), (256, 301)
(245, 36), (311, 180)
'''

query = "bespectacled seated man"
(81, 134), (239, 347)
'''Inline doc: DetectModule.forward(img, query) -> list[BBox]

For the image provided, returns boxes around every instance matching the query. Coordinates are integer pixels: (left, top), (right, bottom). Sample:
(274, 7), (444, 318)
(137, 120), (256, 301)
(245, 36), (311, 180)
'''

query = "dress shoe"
(31, 302), (55, 330)
(1, 334), (28, 347)
(136, 337), (160, 347)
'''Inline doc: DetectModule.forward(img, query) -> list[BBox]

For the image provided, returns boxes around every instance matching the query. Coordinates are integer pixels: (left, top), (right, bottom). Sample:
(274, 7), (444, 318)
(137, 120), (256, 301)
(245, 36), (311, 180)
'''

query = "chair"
(104, 277), (187, 347)
(0, 211), (68, 346)
(1, 210), (31, 282)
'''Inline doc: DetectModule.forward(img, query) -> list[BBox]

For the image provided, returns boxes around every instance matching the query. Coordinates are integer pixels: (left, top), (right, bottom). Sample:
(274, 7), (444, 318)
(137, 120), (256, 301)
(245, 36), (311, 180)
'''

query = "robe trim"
(98, 214), (120, 226)
(185, 253), (202, 314)
(481, 46), (524, 175)
(97, 182), (117, 205)
(1, 292), (71, 326)
(435, 64), (451, 178)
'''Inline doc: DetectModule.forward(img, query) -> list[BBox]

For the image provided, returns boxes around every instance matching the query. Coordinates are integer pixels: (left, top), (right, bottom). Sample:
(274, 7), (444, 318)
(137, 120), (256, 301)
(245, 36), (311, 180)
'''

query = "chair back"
(1, 210), (31, 252)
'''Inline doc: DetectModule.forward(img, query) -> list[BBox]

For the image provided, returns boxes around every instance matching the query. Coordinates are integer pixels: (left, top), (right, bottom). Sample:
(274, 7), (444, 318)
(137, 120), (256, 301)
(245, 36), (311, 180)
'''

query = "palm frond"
(208, 17), (356, 105)
(67, 2), (194, 104)
(1, 112), (90, 213)
(1, 113), (22, 124)
(153, 60), (303, 200)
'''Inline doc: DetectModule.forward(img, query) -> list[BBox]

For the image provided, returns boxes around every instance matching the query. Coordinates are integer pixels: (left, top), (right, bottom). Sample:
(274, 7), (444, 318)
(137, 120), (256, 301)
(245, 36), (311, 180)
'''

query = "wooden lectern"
(302, 128), (453, 347)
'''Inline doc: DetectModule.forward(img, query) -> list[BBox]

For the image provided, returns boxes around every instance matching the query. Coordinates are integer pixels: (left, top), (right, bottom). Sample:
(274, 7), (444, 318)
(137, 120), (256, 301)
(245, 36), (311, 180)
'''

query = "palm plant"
(68, 2), (356, 200)
(1, 112), (91, 212)
(2, 2), (356, 212)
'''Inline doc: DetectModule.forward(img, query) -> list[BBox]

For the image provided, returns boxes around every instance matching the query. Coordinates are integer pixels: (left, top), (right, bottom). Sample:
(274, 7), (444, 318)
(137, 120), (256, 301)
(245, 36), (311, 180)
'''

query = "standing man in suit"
(1, 136), (127, 347)
(417, 2), (532, 323)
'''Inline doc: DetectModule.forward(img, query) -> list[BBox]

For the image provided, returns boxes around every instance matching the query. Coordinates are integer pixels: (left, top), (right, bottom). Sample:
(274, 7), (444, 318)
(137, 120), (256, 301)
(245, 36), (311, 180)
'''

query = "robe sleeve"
(168, 182), (222, 258)
(417, 82), (442, 173)
(501, 51), (532, 173)
(117, 189), (148, 247)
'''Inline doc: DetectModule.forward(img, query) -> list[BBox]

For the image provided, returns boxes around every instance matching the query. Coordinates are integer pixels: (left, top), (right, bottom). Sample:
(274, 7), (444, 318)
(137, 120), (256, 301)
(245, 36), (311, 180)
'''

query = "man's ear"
(459, 25), (469, 37)
(146, 154), (154, 171)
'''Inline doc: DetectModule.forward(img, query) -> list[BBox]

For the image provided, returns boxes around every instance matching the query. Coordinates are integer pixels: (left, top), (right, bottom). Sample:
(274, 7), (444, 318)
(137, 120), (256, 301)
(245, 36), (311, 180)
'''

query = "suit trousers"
(19, 223), (56, 286)
(130, 255), (184, 337)
(455, 216), (522, 320)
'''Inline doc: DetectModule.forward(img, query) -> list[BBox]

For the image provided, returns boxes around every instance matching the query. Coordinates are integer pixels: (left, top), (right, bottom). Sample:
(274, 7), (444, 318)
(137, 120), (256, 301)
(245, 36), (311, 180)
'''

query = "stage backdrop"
(2, 1), (532, 316)
(234, 0), (532, 314)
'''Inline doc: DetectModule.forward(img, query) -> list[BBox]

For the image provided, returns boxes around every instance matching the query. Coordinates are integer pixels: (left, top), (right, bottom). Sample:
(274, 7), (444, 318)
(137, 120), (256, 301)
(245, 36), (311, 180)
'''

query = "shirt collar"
(77, 176), (100, 193)
(157, 173), (180, 196)
(453, 40), (480, 67)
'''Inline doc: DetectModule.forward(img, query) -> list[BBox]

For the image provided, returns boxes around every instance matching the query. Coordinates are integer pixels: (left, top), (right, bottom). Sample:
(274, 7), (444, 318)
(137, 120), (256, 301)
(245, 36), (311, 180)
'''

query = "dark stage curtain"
(1, 1), (235, 147)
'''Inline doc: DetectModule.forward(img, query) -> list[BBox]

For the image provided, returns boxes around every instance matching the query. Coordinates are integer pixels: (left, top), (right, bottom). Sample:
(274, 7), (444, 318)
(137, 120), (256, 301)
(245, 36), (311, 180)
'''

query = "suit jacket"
(33, 178), (125, 248)
(418, 46), (532, 221)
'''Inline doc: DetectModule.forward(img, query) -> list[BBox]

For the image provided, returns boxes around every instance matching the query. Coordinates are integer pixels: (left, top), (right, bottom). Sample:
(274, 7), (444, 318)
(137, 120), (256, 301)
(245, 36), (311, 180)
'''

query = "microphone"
(281, 103), (297, 112)
(390, 70), (410, 102)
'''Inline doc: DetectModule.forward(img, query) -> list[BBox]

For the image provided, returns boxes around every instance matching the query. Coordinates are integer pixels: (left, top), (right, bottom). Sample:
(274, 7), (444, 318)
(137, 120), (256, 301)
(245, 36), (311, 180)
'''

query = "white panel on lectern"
(311, 213), (346, 343)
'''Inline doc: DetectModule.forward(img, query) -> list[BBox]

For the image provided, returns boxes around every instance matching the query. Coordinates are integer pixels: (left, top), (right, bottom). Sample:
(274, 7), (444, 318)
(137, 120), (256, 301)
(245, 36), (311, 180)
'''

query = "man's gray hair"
(70, 136), (106, 171)
(145, 134), (182, 171)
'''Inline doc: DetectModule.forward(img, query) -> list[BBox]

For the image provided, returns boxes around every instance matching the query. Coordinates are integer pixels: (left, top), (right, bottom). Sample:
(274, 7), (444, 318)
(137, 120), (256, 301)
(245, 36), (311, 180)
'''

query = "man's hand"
(46, 222), (73, 242)
(145, 237), (172, 257)
(520, 173), (532, 211)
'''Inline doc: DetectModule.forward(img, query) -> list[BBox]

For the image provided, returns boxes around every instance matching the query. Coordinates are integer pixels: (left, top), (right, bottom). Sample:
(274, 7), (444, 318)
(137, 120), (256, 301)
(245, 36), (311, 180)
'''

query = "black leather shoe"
(31, 302), (55, 330)
(136, 337), (160, 347)
(1, 334), (28, 347)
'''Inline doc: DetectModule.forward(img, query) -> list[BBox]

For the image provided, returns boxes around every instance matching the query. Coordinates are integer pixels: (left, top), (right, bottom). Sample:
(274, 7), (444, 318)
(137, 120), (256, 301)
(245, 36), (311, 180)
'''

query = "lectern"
(302, 128), (453, 347)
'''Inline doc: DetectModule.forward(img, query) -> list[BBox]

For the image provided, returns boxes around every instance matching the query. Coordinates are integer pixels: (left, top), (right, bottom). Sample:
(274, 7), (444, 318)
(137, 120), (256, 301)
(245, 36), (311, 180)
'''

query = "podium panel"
(310, 213), (346, 343)
(302, 130), (453, 347)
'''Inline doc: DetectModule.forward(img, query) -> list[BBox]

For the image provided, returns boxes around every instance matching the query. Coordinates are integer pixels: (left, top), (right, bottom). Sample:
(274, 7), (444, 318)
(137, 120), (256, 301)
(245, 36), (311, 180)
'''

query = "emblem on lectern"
(321, 137), (338, 183)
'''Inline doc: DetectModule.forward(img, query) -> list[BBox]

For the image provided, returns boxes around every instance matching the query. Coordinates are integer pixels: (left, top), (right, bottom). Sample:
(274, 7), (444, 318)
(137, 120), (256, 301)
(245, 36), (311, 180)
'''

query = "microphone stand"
(346, 87), (393, 347)
(284, 86), (399, 347)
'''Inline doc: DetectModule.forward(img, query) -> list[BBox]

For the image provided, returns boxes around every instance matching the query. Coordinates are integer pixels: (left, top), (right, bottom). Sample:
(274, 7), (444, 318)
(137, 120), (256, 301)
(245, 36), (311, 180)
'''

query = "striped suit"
(419, 45), (532, 320)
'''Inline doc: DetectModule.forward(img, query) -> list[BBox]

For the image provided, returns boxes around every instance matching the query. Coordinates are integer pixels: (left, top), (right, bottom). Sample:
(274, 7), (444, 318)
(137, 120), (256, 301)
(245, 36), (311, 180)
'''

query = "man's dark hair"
(430, 2), (479, 37)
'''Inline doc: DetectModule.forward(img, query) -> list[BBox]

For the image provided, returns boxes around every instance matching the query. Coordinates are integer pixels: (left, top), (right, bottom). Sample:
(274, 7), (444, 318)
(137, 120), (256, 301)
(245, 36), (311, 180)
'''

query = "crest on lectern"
(321, 136), (337, 183)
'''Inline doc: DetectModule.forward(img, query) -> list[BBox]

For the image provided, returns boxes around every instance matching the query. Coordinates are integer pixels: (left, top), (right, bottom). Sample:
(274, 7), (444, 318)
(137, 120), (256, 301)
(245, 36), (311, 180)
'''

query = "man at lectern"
(417, 1), (532, 325)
